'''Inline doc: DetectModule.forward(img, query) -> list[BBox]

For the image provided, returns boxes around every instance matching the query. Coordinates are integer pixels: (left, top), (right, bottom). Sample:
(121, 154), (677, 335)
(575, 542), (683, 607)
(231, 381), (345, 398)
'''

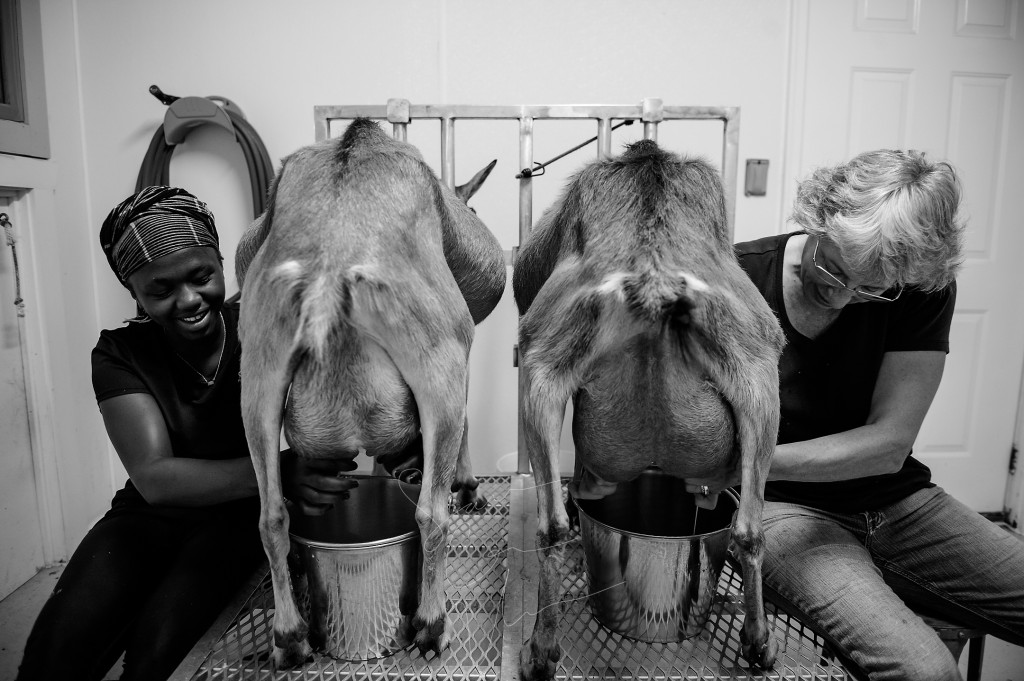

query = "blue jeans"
(761, 486), (1024, 681)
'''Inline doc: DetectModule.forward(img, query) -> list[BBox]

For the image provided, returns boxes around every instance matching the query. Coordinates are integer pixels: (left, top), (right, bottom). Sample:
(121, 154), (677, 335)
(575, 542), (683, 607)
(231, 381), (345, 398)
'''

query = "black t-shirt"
(734, 232), (956, 512)
(92, 301), (251, 506)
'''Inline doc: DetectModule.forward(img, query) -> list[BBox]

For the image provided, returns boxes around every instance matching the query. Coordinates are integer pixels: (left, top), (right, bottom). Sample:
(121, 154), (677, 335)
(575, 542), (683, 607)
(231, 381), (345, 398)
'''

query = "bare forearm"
(133, 456), (258, 506)
(768, 425), (912, 483)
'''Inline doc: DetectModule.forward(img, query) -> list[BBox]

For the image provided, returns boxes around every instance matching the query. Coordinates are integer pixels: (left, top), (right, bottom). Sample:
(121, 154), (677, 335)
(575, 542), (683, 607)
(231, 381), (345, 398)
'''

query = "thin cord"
(1, 213), (24, 317)
(516, 119), (635, 179)
(395, 471), (568, 536)
(501, 579), (626, 628)
(172, 311), (226, 386)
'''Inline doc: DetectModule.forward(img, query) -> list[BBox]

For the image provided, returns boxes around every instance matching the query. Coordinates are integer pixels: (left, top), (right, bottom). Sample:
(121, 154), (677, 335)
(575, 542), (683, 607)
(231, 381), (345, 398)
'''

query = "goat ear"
(455, 159), (497, 203)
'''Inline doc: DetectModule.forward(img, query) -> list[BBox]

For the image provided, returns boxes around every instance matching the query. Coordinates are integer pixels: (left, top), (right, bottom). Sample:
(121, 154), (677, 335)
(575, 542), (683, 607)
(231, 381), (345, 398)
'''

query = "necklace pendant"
(174, 311), (226, 389)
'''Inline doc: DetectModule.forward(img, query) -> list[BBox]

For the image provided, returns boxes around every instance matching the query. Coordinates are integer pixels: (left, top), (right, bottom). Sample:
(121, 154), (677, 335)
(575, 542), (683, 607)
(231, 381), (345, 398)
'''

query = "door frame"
(1007, 370), (1024, 526)
(1, 184), (67, 565)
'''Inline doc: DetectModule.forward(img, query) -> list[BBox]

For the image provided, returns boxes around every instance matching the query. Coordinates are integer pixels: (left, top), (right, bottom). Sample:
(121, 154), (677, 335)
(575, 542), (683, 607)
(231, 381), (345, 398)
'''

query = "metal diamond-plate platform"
(171, 475), (850, 680)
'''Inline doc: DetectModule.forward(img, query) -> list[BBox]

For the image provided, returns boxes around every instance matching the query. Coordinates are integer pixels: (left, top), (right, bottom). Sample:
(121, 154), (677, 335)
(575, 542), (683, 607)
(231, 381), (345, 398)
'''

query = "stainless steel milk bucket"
(289, 476), (421, 661)
(574, 470), (737, 642)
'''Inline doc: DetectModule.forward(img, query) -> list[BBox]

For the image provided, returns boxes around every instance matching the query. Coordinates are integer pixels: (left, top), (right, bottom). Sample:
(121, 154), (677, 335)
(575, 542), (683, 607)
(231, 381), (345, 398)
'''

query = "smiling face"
(799, 236), (893, 311)
(126, 246), (225, 345)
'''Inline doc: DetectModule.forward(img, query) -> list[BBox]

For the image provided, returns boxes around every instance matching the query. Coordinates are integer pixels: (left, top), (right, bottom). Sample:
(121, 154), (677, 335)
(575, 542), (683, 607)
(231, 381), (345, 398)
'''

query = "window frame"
(0, 0), (50, 159)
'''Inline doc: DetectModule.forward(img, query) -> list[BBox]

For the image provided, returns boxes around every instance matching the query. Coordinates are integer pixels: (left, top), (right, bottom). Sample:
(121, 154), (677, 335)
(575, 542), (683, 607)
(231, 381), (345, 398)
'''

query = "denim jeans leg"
(869, 486), (1024, 646)
(761, 502), (961, 681)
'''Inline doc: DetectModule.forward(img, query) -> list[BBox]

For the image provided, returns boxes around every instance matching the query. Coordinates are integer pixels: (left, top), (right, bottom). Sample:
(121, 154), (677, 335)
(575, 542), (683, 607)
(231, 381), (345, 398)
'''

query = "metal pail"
(573, 470), (737, 642)
(289, 476), (421, 661)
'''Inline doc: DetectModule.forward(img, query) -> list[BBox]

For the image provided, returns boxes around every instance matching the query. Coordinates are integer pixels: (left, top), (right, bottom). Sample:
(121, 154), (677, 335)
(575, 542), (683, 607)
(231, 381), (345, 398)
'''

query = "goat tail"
(268, 260), (400, 364)
(262, 260), (344, 364)
(337, 264), (403, 342)
(261, 261), (397, 367)
(599, 269), (709, 329)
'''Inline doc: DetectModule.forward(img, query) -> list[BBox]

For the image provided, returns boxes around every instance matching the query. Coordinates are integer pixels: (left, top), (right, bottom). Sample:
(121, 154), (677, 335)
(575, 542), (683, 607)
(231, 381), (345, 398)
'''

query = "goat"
(513, 140), (783, 680)
(236, 118), (506, 668)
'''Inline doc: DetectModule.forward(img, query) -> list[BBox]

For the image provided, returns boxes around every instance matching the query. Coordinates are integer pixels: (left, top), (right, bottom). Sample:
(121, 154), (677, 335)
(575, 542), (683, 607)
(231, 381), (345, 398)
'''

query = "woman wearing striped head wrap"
(17, 187), (357, 681)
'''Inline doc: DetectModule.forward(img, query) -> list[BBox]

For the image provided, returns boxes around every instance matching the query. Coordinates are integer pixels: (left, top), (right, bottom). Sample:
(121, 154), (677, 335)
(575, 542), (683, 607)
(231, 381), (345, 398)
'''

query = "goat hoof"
(412, 614), (449, 654)
(740, 627), (777, 670)
(519, 638), (559, 681)
(566, 497), (581, 530)
(270, 637), (312, 670)
(455, 487), (488, 512)
(393, 614), (416, 647)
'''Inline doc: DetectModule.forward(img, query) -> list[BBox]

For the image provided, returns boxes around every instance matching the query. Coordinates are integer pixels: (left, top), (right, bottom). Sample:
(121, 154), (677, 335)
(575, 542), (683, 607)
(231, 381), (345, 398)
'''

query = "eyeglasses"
(812, 238), (903, 303)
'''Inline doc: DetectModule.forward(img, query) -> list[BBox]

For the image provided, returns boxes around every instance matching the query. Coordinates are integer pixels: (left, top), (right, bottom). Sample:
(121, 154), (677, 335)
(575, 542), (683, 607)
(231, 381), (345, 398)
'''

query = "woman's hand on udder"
(280, 450), (360, 516)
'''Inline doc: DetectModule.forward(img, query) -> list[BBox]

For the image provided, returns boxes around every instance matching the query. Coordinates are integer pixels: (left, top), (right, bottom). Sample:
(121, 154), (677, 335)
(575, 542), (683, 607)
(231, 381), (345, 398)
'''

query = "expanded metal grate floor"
(176, 477), (510, 681)
(549, 480), (850, 681)
(554, 536), (849, 680)
(173, 476), (849, 681)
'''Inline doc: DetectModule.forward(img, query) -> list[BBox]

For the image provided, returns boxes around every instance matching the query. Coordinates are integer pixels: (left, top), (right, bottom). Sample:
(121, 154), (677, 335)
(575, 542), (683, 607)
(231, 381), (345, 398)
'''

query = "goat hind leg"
(518, 367), (573, 681)
(241, 337), (312, 669)
(452, 369), (487, 511)
(372, 328), (467, 654)
(731, 389), (779, 669)
(452, 414), (487, 511)
(408, 356), (467, 654)
(690, 293), (779, 669)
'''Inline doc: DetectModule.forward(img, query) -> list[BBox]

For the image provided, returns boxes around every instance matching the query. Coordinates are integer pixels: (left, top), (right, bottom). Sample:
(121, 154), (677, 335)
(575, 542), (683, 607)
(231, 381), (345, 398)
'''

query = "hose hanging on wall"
(135, 85), (274, 218)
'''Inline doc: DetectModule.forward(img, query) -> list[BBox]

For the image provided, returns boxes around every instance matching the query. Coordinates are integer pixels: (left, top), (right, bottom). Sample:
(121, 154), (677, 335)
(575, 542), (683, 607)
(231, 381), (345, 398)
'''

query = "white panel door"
(793, 0), (1024, 511)
(0, 199), (45, 599)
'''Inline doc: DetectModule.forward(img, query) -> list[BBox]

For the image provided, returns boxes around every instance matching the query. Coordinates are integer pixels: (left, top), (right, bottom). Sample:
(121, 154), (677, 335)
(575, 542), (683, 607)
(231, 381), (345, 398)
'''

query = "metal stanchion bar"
(722, 109), (741, 239)
(516, 115), (534, 476)
(596, 118), (612, 158)
(441, 116), (456, 189)
(642, 96), (663, 142)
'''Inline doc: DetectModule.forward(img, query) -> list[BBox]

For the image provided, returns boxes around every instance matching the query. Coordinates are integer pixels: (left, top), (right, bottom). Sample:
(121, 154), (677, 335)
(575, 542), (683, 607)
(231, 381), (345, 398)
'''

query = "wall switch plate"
(745, 159), (769, 196)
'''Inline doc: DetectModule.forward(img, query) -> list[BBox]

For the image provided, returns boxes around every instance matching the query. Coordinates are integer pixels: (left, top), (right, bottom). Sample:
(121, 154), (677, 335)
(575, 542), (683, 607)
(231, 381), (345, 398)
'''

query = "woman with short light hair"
(695, 149), (1023, 679)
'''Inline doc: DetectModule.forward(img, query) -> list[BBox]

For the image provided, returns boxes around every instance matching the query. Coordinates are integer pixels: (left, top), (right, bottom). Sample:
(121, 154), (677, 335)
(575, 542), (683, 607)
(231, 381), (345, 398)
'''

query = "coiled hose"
(135, 85), (274, 218)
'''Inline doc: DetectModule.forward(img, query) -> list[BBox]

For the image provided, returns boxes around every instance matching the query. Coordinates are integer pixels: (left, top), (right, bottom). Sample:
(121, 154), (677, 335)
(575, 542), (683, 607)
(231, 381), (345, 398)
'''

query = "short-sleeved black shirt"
(734, 232), (956, 513)
(92, 301), (251, 506)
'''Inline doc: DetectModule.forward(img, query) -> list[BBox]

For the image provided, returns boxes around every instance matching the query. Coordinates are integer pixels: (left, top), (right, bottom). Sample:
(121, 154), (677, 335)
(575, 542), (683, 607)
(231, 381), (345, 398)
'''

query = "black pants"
(16, 490), (264, 681)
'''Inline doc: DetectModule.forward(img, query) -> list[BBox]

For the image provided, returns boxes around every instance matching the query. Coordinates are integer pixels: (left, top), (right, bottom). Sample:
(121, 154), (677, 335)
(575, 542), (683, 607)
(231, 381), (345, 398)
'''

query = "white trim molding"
(0, 185), (67, 563)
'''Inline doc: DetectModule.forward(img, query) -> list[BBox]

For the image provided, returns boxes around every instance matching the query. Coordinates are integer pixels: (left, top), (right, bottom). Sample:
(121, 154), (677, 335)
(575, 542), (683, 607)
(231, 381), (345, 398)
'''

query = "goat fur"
(236, 118), (505, 667)
(513, 140), (784, 680)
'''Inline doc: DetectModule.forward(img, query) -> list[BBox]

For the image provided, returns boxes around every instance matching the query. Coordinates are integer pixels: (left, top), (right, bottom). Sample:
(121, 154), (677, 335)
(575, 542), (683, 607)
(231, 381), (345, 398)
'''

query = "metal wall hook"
(149, 83), (238, 145)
